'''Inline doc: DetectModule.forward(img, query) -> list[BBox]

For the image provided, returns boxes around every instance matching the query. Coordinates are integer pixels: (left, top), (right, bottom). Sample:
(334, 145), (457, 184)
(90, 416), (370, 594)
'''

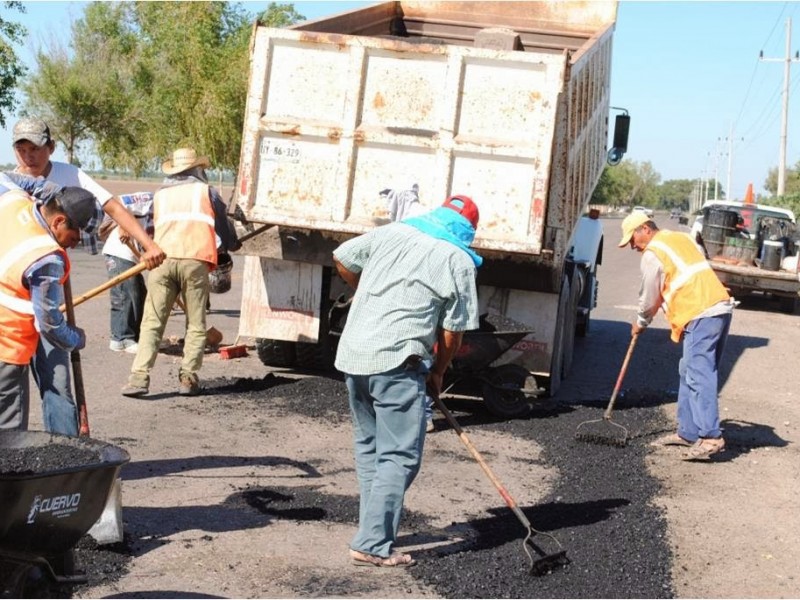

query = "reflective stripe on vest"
(645, 230), (730, 342)
(153, 182), (217, 265)
(0, 194), (68, 365)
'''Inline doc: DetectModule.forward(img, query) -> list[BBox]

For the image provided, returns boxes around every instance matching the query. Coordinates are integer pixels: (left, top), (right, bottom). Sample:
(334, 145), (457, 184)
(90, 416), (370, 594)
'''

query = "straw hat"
(161, 147), (210, 175)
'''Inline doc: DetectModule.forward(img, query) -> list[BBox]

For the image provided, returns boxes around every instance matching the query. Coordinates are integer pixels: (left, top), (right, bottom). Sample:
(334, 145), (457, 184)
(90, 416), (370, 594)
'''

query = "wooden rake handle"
(63, 277), (90, 437)
(59, 262), (148, 313)
(604, 333), (638, 419)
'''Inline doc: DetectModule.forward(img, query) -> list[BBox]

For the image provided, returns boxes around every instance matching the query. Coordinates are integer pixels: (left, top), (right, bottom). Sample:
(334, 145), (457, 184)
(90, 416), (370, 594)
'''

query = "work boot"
(179, 375), (200, 396)
(122, 374), (149, 398)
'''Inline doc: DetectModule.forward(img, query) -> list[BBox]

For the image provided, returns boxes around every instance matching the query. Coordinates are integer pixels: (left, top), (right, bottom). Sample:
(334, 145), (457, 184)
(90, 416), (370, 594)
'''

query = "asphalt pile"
(52, 376), (675, 598)
(0, 444), (100, 475)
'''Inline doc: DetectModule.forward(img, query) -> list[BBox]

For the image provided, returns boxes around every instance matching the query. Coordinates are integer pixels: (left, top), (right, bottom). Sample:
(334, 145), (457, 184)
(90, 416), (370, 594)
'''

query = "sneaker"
(426, 419), (435, 433)
(179, 376), (200, 396)
(121, 383), (149, 398)
(682, 437), (726, 460)
(123, 341), (139, 354)
(109, 340), (126, 352)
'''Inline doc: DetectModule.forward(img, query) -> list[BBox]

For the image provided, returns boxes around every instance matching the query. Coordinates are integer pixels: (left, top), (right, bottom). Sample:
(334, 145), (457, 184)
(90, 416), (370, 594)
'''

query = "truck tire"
(561, 274), (580, 378)
(295, 341), (336, 372)
(256, 339), (297, 368)
(481, 365), (533, 419)
(779, 295), (798, 314)
(546, 278), (570, 397)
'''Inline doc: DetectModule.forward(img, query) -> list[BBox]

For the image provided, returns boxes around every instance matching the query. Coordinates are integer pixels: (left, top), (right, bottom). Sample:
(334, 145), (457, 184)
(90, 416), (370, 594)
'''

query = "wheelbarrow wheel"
(481, 364), (534, 419)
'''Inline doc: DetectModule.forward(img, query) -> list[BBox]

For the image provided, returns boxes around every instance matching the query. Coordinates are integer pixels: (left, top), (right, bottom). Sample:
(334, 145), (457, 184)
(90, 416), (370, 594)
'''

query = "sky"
(2, 1), (800, 201)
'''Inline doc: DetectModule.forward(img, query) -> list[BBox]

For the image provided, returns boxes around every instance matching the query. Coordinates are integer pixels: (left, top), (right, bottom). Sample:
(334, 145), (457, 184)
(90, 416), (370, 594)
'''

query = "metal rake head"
(522, 527), (570, 576)
(575, 417), (628, 447)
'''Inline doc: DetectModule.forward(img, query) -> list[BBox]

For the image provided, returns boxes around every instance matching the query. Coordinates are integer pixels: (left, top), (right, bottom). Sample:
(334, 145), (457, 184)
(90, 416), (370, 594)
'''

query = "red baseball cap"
(442, 195), (479, 228)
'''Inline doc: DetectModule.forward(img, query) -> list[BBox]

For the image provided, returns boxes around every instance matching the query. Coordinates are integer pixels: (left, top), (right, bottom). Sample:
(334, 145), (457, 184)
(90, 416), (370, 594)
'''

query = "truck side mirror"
(607, 112), (631, 166)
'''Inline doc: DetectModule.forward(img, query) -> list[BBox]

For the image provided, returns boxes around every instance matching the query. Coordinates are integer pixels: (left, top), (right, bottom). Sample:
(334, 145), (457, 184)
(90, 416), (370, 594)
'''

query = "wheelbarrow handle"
(58, 262), (148, 313)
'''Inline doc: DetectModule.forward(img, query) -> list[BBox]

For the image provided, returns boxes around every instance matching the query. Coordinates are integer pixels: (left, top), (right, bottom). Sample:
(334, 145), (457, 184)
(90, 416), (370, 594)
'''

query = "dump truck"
(232, 1), (630, 403)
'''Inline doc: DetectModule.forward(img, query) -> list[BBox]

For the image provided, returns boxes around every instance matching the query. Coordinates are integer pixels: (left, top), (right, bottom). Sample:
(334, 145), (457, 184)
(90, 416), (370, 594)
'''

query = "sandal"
(682, 437), (725, 460)
(350, 549), (416, 568)
(653, 433), (694, 447)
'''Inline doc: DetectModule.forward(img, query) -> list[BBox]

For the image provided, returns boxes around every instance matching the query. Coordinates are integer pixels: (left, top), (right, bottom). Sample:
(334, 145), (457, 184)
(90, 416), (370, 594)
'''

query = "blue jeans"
(346, 359), (428, 558)
(31, 337), (77, 436)
(105, 254), (146, 342)
(677, 313), (731, 441)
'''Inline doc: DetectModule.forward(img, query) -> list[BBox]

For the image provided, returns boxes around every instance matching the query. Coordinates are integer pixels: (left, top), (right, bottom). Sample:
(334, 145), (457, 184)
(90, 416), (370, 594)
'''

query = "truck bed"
(710, 260), (800, 297)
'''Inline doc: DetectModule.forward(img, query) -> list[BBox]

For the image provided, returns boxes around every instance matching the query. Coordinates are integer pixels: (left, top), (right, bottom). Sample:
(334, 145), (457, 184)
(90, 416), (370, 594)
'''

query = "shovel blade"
(87, 477), (124, 545)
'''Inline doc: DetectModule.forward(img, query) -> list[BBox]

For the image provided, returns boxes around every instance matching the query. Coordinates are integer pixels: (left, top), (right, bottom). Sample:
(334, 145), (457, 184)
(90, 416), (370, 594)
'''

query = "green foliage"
(0, 1), (27, 127)
(764, 160), (800, 197)
(21, 1), (305, 173)
(590, 159), (661, 207)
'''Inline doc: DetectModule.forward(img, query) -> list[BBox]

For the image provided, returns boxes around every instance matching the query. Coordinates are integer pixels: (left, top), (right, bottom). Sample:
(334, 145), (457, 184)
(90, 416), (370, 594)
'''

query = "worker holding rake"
(619, 211), (734, 460)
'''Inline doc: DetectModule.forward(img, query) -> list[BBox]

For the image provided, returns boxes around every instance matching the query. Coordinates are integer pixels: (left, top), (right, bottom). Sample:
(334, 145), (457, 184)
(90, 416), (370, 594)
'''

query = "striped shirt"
(333, 222), (479, 375)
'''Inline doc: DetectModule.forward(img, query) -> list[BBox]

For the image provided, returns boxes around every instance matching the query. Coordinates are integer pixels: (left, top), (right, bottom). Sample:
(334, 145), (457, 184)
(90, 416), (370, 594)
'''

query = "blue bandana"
(403, 207), (483, 267)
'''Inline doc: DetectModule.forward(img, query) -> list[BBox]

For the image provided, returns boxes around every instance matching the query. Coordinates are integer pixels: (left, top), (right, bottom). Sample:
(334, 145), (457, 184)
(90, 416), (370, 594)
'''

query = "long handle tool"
(63, 277), (90, 437)
(59, 262), (148, 313)
(431, 392), (569, 575)
(575, 333), (638, 447)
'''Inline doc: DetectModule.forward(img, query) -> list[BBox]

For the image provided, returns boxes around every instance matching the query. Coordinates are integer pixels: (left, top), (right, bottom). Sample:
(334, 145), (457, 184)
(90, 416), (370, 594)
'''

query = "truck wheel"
(561, 275), (580, 378)
(296, 341), (336, 371)
(481, 365), (533, 419)
(779, 296), (798, 314)
(256, 339), (297, 368)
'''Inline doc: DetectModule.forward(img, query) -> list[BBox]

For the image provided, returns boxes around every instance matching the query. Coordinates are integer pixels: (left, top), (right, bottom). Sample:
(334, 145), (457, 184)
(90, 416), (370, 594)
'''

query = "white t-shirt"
(44, 162), (133, 259)
(44, 161), (114, 206)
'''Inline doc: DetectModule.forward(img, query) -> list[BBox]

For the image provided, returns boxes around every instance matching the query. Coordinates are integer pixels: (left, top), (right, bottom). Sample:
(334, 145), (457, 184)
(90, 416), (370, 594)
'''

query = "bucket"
(209, 253), (233, 294)
(702, 208), (738, 257)
(761, 240), (784, 271)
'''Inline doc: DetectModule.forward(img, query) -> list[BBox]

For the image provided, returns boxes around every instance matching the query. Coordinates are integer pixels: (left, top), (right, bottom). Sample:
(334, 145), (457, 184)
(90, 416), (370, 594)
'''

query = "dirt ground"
(16, 184), (800, 598)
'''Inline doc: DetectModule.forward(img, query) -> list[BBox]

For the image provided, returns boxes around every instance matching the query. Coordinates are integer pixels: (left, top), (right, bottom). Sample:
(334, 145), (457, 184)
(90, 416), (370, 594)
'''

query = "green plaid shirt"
(333, 222), (479, 375)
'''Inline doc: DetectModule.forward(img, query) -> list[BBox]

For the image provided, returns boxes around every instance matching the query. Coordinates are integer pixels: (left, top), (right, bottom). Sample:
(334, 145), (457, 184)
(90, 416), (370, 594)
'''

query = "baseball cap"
(57, 187), (98, 230)
(12, 117), (52, 147)
(442, 195), (479, 229)
(617, 211), (651, 247)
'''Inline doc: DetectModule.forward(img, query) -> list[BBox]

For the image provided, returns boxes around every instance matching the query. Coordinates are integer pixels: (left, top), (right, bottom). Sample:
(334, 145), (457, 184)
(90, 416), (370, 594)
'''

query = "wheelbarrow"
(0, 430), (130, 596)
(444, 314), (544, 418)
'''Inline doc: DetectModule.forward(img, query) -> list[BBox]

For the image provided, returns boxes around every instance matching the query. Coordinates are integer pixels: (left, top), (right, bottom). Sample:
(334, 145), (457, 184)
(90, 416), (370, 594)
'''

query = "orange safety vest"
(153, 182), (217, 266)
(0, 194), (69, 365)
(645, 230), (730, 343)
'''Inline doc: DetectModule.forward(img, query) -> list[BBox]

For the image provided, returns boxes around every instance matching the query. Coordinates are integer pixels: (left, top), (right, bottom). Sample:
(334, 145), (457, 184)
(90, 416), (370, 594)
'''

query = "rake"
(575, 333), (638, 447)
(432, 392), (569, 576)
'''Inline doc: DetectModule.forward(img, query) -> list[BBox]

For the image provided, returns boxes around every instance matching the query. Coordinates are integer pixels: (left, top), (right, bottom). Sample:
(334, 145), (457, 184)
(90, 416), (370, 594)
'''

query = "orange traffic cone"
(743, 183), (754, 204)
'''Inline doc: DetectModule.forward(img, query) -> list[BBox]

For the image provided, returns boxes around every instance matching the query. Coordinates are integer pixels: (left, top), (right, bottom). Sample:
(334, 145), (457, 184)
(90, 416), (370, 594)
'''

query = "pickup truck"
(692, 201), (800, 312)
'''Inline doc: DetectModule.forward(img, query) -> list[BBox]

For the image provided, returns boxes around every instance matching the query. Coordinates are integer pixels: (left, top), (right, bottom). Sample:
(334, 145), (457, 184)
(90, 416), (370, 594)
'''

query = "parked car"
(632, 205), (654, 218)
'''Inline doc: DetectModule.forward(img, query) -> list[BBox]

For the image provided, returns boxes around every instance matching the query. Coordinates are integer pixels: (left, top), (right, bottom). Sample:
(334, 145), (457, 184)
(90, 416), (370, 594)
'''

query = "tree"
(0, 1), (27, 127)
(22, 1), (305, 172)
(764, 161), (800, 197)
(591, 159), (661, 207)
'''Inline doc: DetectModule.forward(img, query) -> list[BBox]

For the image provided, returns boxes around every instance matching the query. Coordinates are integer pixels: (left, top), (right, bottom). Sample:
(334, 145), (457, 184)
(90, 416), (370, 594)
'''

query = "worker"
(0, 187), (96, 430)
(121, 147), (239, 398)
(618, 211), (734, 460)
(11, 116), (166, 434)
(333, 195), (481, 567)
(98, 192), (154, 354)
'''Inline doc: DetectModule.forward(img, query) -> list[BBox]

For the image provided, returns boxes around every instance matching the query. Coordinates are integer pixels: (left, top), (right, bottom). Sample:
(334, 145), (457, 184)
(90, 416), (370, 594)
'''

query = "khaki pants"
(128, 258), (210, 387)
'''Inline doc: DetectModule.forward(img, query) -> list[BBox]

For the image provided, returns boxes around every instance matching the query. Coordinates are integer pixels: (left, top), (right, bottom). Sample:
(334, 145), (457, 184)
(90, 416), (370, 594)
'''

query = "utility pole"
(721, 123), (743, 200)
(760, 17), (800, 197)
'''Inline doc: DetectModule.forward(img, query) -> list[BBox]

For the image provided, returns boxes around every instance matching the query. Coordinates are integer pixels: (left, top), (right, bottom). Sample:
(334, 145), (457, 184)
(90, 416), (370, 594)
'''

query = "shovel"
(63, 277), (125, 544)
(575, 333), (638, 447)
(59, 262), (148, 313)
(431, 391), (569, 575)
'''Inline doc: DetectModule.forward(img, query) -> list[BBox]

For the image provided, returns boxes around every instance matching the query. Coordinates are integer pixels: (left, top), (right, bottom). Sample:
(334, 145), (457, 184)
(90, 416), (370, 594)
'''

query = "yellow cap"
(618, 211), (651, 247)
